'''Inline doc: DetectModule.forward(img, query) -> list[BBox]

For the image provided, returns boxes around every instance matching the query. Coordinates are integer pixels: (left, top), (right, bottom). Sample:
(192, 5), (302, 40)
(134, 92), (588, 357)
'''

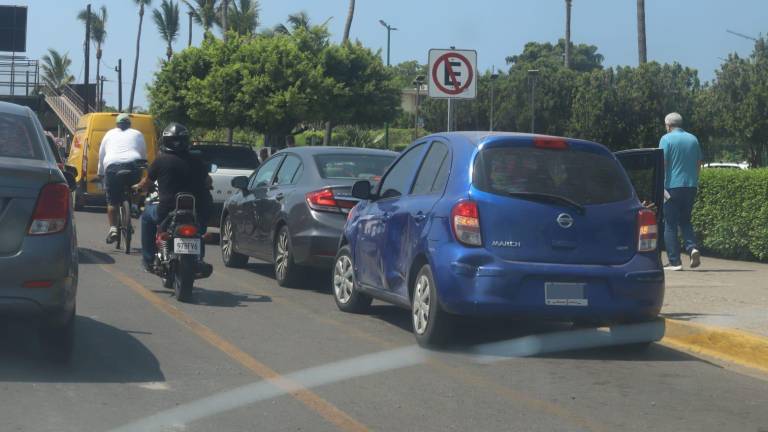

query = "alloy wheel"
(334, 255), (354, 304)
(275, 230), (289, 281)
(222, 218), (233, 261)
(412, 274), (431, 335)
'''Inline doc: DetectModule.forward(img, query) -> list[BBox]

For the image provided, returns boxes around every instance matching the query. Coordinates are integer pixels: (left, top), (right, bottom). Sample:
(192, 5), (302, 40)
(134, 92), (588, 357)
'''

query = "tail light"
(306, 188), (356, 214)
(534, 137), (568, 150)
(637, 209), (658, 252)
(28, 183), (70, 235)
(451, 200), (482, 246)
(176, 224), (198, 237)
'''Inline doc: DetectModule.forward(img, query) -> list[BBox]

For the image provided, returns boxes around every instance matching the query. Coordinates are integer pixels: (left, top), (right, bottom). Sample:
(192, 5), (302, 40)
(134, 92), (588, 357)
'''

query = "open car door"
(615, 149), (665, 229)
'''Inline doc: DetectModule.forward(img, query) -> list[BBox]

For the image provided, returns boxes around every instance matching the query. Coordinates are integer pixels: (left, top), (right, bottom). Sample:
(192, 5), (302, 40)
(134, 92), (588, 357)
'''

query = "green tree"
(153, 0), (180, 61)
(711, 38), (768, 167)
(78, 5), (107, 105)
(226, 0), (259, 36)
(183, 0), (219, 34)
(41, 49), (74, 90)
(129, 0), (153, 113)
(506, 39), (604, 72)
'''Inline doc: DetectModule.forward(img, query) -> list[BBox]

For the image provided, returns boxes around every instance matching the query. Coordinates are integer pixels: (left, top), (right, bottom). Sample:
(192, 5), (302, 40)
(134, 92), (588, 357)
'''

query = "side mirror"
(351, 180), (372, 200)
(63, 171), (77, 191)
(231, 176), (249, 191)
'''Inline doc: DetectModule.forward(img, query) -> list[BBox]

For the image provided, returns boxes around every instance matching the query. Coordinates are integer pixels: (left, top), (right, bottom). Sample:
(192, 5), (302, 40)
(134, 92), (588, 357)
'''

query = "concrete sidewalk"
(661, 254), (768, 338)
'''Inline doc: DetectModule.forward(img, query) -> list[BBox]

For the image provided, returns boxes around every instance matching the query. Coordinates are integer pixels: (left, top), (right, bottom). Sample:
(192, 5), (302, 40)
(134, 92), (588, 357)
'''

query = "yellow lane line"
(85, 251), (368, 432)
(661, 319), (768, 375)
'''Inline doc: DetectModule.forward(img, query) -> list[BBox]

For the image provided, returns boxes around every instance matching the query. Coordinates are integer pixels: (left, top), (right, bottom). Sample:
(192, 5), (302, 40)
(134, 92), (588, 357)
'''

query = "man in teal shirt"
(659, 112), (702, 271)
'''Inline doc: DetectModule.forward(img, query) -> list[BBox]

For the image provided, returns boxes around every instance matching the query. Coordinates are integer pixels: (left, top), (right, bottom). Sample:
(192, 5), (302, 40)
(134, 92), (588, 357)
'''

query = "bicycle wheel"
(123, 200), (132, 254)
(115, 204), (123, 251)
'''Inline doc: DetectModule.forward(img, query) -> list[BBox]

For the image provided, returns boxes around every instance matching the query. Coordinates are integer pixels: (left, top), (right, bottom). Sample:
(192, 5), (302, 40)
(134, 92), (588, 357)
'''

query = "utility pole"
(99, 75), (105, 111)
(528, 69), (539, 133)
(637, 0), (647, 64)
(565, 0), (572, 68)
(116, 59), (122, 112)
(188, 11), (193, 47)
(412, 75), (424, 140)
(84, 4), (91, 113)
(490, 69), (499, 131)
(379, 20), (397, 149)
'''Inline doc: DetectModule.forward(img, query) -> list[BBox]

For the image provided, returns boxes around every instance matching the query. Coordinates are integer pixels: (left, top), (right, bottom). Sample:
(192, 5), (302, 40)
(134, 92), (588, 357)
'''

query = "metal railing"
(0, 55), (39, 96)
(41, 84), (84, 134)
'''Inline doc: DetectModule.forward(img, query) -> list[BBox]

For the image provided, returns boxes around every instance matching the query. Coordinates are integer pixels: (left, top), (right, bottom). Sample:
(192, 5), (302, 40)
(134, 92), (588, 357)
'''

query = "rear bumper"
(0, 231), (78, 319)
(430, 242), (664, 323)
(291, 210), (346, 269)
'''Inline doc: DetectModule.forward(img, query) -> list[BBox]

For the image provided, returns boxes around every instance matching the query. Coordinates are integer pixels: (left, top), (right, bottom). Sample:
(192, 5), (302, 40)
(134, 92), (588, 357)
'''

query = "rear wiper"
(506, 191), (585, 214)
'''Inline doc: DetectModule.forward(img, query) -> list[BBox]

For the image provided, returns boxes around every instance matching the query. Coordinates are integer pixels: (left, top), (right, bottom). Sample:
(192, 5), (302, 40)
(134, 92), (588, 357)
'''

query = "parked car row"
(220, 133), (667, 347)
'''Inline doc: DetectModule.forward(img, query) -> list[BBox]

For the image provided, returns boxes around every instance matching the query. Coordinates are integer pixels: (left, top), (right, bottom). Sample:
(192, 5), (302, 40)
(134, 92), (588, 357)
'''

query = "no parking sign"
(428, 49), (477, 99)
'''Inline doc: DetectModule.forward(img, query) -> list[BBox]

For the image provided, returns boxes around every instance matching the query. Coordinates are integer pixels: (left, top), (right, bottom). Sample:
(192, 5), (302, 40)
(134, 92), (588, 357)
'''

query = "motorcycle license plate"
(174, 238), (201, 255)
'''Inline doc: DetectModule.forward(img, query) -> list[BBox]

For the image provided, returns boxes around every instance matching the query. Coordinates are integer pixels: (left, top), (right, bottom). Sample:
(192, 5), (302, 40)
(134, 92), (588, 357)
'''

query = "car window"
(473, 146), (633, 205)
(412, 141), (450, 195)
(313, 153), (395, 180)
(250, 155), (283, 189)
(378, 144), (425, 199)
(0, 112), (43, 160)
(275, 154), (302, 185)
(193, 145), (260, 170)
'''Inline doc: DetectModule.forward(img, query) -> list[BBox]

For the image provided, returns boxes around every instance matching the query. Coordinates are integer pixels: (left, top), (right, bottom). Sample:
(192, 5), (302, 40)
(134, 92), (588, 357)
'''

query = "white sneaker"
(689, 249), (701, 269)
(105, 226), (118, 244)
(664, 264), (683, 271)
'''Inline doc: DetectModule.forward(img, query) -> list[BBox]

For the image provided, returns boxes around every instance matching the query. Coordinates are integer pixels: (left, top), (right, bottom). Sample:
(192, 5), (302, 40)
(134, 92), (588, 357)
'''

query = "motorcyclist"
(98, 113), (147, 243)
(135, 123), (213, 273)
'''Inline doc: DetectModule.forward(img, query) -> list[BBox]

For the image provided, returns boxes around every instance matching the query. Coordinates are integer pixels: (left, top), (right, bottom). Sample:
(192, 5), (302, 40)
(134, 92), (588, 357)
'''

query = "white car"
(703, 162), (749, 170)
(192, 144), (261, 227)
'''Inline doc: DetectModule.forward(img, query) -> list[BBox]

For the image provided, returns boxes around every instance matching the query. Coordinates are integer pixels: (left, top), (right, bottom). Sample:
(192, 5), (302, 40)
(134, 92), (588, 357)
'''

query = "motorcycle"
(151, 193), (213, 302)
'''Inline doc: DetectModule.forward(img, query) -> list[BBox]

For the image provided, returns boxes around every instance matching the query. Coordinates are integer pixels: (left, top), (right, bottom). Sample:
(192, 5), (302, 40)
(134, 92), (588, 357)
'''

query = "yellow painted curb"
(661, 318), (768, 374)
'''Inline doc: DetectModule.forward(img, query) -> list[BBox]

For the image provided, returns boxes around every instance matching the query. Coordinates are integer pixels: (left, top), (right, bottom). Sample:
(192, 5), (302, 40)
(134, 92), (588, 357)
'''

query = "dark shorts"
(104, 162), (140, 206)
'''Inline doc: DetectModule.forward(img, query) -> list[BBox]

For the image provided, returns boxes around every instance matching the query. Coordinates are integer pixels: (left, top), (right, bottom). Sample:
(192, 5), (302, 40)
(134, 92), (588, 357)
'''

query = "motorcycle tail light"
(176, 224), (198, 237)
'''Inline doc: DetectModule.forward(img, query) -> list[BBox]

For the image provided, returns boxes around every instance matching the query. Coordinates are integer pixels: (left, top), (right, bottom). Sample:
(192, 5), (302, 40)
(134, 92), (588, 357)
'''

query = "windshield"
(0, 112), (43, 160)
(473, 146), (633, 205)
(314, 153), (395, 180)
(193, 146), (260, 170)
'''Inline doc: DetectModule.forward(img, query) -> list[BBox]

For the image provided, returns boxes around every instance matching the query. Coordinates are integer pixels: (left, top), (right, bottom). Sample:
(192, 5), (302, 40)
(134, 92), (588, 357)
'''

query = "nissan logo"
(556, 213), (574, 229)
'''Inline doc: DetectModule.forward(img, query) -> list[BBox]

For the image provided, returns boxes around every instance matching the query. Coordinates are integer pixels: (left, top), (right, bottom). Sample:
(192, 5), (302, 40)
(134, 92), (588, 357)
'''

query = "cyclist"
(136, 123), (213, 273)
(97, 113), (147, 243)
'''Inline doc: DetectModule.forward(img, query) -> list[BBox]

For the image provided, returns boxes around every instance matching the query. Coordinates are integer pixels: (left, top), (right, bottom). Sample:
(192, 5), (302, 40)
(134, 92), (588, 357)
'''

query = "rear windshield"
(314, 153), (396, 180)
(473, 147), (633, 205)
(193, 146), (260, 170)
(0, 112), (43, 160)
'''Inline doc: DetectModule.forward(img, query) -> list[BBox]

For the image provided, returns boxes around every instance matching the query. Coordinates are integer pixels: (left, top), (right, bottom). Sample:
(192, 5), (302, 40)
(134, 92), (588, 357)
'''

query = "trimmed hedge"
(692, 168), (768, 261)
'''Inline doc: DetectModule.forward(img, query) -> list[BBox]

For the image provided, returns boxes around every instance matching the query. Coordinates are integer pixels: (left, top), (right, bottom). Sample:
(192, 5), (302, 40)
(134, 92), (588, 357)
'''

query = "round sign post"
(427, 49), (477, 131)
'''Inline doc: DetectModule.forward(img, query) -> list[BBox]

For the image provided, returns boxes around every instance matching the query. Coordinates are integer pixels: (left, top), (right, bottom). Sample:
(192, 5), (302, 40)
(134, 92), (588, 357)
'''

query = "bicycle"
(113, 160), (148, 254)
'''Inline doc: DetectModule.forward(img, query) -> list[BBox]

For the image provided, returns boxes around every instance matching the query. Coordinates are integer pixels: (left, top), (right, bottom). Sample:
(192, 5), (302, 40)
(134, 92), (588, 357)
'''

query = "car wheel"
(39, 308), (76, 363)
(274, 226), (300, 287)
(221, 215), (248, 268)
(411, 264), (453, 347)
(332, 245), (372, 313)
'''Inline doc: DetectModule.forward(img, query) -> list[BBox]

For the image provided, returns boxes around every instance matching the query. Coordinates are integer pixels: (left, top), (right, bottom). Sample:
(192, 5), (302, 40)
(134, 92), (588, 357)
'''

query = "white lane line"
(109, 345), (428, 432)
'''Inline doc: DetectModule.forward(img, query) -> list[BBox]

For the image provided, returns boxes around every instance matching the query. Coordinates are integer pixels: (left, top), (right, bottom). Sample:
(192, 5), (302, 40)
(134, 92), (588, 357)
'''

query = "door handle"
(275, 193), (285, 201)
(414, 211), (427, 223)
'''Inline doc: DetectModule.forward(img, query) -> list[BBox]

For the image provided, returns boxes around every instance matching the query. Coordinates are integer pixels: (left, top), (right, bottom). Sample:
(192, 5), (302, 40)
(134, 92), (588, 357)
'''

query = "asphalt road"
(2, 209), (767, 432)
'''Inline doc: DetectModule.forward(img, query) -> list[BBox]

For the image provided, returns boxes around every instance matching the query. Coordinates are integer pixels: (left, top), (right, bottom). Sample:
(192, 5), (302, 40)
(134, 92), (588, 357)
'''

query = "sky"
(14, 0), (768, 110)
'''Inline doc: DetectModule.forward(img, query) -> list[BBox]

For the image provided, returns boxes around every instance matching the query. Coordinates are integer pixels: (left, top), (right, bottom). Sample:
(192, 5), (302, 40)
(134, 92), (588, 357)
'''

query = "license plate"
(545, 282), (587, 306)
(174, 238), (201, 255)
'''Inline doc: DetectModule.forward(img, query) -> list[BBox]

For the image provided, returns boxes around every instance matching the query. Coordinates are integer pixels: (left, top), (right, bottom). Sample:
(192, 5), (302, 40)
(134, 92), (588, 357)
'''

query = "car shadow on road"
(244, 263), (334, 295)
(192, 287), (272, 308)
(660, 312), (732, 321)
(687, 269), (755, 273)
(78, 248), (116, 264)
(0, 316), (164, 383)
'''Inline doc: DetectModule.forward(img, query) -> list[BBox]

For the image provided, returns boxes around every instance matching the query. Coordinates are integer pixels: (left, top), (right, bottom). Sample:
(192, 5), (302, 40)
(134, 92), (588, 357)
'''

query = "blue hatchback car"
(332, 132), (666, 346)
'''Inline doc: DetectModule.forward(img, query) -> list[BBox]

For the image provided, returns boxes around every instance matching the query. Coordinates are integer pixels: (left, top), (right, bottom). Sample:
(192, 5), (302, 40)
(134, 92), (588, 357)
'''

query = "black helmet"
(160, 122), (191, 153)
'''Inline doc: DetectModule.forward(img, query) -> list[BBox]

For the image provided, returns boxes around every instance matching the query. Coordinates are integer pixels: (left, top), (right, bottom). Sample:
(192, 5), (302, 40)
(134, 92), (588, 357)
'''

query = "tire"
(39, 308), (76, 363)
(73, 186), (85, 211)
(274, 225), (301, 287)
(162, 269), (174, 289)
(332, 245), (372, 313)
(123, 201), (132, 255)
(411, 264), (454, 347)
(221, 215), (248, 268)
(174, 255), (195, 302)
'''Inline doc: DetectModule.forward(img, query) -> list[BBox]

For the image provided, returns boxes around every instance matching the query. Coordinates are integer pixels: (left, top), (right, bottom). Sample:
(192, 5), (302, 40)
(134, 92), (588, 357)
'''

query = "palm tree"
(153, 0), (180, 61)
(129, 0), (152, 113)
(78, 6), (107, 105)
(273, 11), (312, 35)
(637, 0), (647, 64)
(342, 0), (355, 44)
(41, 49), (74, 90)
(226, 0), (259, 36)
(183, 0), (219, 34)
(564, 0), (572, 68)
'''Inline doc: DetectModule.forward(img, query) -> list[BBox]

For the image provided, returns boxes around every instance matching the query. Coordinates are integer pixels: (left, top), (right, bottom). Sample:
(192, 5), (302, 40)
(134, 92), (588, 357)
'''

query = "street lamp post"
(528, 69), (539, 133)
(188, 11), (194, 47)
(489, 69), (499, 131)
(379, 19), (397, 149)
(412, 75), (425, 140)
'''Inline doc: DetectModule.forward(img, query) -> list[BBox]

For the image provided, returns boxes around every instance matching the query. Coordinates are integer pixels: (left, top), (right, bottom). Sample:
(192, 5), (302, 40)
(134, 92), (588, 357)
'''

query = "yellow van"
(67, 112), (158, 209)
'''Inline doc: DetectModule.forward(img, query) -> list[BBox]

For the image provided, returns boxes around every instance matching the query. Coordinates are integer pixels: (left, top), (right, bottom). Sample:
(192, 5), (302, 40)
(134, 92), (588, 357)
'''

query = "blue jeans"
(663, 187), (698, 266)
(140, 203), (207, 265)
